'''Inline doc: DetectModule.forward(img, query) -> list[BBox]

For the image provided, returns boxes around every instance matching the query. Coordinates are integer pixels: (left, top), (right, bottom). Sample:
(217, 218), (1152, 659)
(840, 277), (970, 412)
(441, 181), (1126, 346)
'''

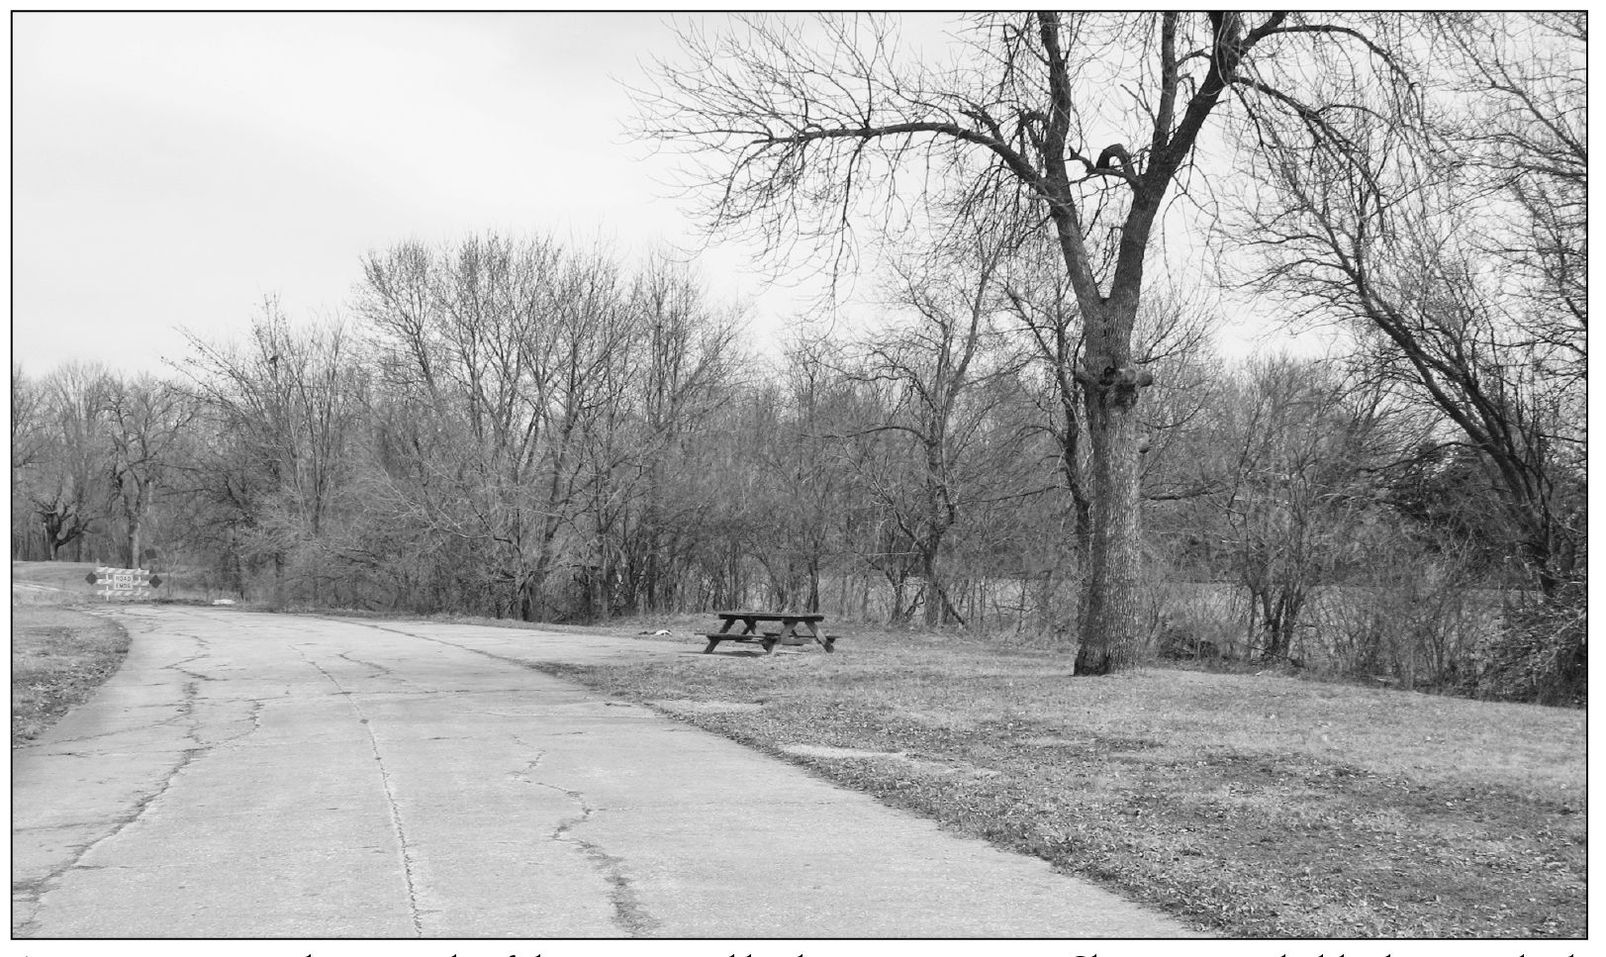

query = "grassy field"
(12, 562), (137, 745)
(535, 618), (1585, 939)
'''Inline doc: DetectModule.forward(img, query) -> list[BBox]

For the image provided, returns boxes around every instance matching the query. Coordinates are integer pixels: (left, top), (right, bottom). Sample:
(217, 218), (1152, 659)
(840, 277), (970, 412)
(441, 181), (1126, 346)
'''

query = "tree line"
(11, 12), (1583, 703)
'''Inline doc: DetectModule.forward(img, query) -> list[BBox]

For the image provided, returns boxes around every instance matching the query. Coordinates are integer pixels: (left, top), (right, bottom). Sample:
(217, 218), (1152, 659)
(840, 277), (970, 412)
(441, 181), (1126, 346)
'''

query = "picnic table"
(702, 610), (836, 655)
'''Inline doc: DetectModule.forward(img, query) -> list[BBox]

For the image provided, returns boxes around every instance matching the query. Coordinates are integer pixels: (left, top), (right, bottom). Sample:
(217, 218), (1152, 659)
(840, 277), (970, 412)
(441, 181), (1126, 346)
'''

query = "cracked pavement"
(13, 606), (1200, 938)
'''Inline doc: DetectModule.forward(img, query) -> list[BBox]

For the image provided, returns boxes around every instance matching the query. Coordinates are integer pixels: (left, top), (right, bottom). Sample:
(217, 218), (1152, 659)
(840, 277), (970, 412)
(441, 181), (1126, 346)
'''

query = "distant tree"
(101, 374), (197, 568)
(11, 365), (46, 475)
(11, 366), (48, 556)
(1205, 357), (1394, 661)
(26, 363), (112, 561)
(359, 235), (653, 620)
(608, 251), (742, 615)
(179, 301), (363, 604)
(360, 235), (568, 618)
(753, 336), (884, 616)
(845, 228), (1023, 624)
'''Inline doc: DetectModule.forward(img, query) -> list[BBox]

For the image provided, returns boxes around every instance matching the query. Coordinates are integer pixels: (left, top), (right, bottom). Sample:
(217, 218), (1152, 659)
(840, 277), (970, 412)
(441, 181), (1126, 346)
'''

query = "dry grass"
(536, 622), (1585, 938)
(12, 561), (137, 744)
(10, 560), (101, 604)
(11, 605), (130, 745)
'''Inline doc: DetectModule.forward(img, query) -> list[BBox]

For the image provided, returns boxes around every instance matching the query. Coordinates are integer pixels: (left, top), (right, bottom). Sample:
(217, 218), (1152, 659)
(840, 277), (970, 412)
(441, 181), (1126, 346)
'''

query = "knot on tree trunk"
(1076, 363), (1154, 410)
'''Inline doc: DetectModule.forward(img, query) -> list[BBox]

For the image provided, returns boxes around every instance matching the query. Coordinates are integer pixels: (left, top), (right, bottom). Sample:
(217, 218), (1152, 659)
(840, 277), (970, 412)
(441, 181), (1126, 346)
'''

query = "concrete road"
(13, 606), (1200, 939)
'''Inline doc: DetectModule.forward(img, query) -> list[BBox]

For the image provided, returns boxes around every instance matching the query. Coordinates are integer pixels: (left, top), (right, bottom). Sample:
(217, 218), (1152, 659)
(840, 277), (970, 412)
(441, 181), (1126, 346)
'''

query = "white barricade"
(93, 566), (153, 601)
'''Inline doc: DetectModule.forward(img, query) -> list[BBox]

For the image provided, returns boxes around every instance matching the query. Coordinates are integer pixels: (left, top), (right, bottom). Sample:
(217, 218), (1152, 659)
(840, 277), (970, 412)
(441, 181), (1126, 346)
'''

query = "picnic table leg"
(705, 618), (745, 654)
(763, 619), (802, 655)
(802, 620), (825, 650)
(810, 622), (835, 653)
(793, 619), (831, 653)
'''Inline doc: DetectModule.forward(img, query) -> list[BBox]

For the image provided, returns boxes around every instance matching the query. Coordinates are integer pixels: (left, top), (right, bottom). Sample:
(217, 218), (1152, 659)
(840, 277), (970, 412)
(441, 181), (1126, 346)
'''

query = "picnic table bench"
(702, 610), (837, 655)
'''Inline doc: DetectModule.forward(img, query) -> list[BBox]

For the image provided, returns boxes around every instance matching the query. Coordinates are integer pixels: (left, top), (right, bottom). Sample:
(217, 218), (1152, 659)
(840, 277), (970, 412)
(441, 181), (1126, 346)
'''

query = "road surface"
(13, 604), (1200, 938)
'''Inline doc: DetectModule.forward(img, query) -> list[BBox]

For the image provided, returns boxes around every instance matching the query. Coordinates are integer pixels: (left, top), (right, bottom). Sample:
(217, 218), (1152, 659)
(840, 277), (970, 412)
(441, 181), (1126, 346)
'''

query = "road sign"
(91, 566), (153, 601)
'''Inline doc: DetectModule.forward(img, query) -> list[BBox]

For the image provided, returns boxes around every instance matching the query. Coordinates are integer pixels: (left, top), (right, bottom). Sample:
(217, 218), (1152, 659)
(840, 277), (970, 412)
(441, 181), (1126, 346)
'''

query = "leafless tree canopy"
(1238, 11), (1584, 597)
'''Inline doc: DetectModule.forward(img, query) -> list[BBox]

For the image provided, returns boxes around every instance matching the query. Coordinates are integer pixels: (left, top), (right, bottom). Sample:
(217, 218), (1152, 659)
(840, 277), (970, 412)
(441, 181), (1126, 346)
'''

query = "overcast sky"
(13, 12), (821, 374)
(12, 11), (1324, 378)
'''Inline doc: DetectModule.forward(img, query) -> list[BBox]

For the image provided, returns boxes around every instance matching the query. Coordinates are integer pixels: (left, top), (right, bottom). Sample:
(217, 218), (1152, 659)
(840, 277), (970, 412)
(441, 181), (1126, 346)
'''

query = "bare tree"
(1239, 13), (1584, 598)
(25, 363), (112, 561)
(360, 235), (651, 620)
(361, 235), (559, 617)
(1207, 357), (1389, 661)
(737, 335), (885, 616)
(1442, 12), (1585, 381)
(609, 251), (743, 614)
(843, 228), (1021, 625)
(11, 366), (49, 556)
(102, 374), (197, 567)
(11, 365), (46, 475)
(637, 11), (1407, 672)
(179, 300), (363, 603)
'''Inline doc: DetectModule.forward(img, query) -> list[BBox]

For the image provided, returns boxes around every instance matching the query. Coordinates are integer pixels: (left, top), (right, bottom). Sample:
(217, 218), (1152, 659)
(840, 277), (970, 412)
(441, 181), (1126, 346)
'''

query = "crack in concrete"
(13, 676), (208, 937)
(163, 631), (219, 684)
(13, 821), (124, 833)
(26, 691), (273, 755)
(294, 619), (665, 936)
(30, 632), (268, 755)
(304, 687), (524, 699)
(336, 651), (398, 680)
(29, 748), (192, 760)
(551, 790), (661, 937)
(200, 698), (266, 750)
(507, 752), (660, 937)
(20, 631), (219, 758)
(508, 751), (546, 786)
(19, 715), (187, 750)
(297, 649), (424, 939)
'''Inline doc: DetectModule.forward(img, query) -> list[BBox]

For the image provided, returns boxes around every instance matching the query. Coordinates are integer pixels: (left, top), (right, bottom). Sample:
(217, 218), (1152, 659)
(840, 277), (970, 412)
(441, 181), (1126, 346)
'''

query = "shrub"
(1478, 585), (1586, 706)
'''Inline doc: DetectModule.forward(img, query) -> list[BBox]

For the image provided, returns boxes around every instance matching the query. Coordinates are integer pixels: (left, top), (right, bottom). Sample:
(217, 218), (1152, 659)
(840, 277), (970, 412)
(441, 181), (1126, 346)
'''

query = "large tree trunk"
(918, 543), (941, 627)
(806, 556), (821, 613)
(1075, 387), (1147, 674)
(127, 515), (142, 570)
(1058, 379), (1096, 636)
(1073, 290), (1150, 675)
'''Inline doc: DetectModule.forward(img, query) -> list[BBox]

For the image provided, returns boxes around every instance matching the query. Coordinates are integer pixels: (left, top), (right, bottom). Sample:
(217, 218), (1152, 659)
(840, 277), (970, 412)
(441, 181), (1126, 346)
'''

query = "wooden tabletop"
(715, 610), (825, 621)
